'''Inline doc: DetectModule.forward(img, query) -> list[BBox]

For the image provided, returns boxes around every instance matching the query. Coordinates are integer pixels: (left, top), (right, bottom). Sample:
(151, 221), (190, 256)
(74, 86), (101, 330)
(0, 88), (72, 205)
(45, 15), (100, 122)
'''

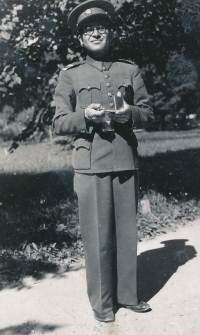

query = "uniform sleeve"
(53, 69), (90, 135)
(130, 65), (154, 129)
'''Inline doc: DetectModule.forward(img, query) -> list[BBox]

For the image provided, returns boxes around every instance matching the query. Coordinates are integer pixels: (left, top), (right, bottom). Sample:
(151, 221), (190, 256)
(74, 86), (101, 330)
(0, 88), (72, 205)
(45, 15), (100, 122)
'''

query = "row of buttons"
(102, 66), (114, 107)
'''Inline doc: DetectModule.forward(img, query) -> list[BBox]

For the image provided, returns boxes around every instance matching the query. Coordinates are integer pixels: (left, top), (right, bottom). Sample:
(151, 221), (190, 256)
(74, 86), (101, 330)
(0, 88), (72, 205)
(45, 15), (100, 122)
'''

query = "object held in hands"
(115, 91), (124, 110)
(102, 92), (124, 132)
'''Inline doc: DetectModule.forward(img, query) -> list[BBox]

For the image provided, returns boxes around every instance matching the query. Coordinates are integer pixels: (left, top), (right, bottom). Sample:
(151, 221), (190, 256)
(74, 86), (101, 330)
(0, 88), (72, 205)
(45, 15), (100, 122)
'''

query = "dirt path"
(0, 219), (200, 335)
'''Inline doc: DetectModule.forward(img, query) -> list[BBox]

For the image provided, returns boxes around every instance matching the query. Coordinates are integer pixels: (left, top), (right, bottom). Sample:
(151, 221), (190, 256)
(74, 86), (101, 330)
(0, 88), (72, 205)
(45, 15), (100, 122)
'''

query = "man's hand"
(109, 101), (132, 123)
(85, 103), (105, 123)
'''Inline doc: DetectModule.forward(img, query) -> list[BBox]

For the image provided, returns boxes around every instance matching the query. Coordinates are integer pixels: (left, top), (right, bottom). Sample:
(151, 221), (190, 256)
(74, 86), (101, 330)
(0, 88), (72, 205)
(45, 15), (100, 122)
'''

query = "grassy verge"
(0, 130), (200, 285)
(136, 129), (200, 239)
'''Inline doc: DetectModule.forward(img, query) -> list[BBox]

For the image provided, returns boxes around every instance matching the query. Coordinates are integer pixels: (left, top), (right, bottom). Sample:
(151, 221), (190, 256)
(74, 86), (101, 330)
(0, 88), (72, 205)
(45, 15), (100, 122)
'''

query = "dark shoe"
(93, 310), (115, 322)
(121, 301), (151, 313)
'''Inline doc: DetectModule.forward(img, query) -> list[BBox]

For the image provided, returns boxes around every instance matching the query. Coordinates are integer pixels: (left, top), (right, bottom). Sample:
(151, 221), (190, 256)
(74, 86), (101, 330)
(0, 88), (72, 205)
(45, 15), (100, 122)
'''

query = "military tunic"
(53, 55), (154, 173)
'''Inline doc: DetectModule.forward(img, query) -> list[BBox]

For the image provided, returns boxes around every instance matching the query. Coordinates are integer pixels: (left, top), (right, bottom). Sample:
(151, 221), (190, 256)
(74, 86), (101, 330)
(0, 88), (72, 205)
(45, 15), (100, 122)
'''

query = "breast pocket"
(77, 80), (101, 109)
(113, 77), (133, 105)
(72, 138), (91, 170)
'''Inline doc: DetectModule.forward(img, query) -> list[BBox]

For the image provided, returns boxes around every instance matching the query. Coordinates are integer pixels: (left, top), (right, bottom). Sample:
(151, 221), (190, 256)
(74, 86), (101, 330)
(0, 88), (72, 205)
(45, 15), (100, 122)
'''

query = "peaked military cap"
(68, 0), (115, 33)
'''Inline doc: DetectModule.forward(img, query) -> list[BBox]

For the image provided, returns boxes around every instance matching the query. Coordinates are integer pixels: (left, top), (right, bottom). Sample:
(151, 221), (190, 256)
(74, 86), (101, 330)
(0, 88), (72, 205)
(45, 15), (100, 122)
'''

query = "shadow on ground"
(0, 169), (80, 290)
(139, 147), (200, 200)
(0, 169), (76, 248)
(137, 239), (197, 302)
(0, 147), (200, 289)
(0, 322), (61, 335)
(0, 169), (74, 207)
(0, 256), (84, 291)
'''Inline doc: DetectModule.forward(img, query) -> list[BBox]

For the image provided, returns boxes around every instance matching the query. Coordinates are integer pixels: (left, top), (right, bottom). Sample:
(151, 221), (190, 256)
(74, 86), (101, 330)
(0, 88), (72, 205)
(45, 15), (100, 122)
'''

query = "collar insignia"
(85, 9), (92, 16)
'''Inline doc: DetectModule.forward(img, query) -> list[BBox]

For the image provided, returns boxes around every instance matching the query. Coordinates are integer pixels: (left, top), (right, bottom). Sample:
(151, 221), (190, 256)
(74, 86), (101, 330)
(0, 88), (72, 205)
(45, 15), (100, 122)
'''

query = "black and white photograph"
(0, 0), (199, 334)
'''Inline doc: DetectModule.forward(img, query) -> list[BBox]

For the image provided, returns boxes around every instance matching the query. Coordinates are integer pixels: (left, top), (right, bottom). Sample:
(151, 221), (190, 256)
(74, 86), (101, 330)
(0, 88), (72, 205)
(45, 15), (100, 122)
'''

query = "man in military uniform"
(53, 0), (154, 322)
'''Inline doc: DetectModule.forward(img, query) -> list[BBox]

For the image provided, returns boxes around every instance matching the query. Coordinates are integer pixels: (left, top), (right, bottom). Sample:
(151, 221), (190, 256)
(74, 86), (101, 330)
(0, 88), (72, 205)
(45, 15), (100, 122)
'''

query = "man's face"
(79, 18), (111, 56)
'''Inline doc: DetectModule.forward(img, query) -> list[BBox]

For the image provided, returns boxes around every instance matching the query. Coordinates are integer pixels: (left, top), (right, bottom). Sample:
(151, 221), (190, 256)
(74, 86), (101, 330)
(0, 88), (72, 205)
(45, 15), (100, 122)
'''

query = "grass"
(136, 129), (200, 156)
(0, 130), (200, 286)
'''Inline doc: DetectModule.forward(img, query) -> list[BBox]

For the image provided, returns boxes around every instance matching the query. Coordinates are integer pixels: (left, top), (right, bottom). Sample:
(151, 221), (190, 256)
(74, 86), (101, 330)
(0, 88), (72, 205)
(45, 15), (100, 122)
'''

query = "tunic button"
(108, 92), (112, 97)
(106, 83), (111, 87)
(109, 102), (114, 107)
(104, 74), (109, 79)
(102, 66), (106, 71)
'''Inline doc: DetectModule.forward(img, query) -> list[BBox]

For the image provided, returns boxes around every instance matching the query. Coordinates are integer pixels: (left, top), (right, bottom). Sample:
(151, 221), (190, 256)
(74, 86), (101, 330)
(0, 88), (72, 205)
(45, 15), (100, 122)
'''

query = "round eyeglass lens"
(83, 25), (108, 36)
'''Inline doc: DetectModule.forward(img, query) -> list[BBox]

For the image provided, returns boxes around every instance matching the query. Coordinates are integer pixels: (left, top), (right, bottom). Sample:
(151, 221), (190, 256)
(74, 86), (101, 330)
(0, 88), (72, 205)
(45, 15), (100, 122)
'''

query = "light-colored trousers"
(74, 170), (139, 315)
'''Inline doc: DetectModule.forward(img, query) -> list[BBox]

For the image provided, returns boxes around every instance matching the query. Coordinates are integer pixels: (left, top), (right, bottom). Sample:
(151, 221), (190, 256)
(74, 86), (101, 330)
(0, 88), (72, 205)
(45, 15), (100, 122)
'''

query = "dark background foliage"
(0, 0), (200, 142)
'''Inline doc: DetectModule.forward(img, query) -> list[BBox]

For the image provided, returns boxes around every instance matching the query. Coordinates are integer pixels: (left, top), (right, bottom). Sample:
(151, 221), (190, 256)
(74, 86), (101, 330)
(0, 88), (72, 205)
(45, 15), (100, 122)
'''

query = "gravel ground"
(0, 219), (200, 335)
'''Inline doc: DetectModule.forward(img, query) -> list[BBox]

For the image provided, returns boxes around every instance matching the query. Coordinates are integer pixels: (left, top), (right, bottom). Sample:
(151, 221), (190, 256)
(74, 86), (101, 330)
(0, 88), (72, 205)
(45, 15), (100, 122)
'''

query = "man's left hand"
(109, 101), (132, 123)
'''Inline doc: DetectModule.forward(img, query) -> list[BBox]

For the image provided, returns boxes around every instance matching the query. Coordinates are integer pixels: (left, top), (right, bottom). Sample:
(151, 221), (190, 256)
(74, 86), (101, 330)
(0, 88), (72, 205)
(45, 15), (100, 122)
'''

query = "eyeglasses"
(83, 25), (109, 36)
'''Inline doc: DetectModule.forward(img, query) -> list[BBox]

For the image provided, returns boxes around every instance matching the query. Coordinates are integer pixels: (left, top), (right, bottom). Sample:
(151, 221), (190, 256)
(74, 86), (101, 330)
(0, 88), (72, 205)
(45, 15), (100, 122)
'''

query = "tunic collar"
(86, 55), (113, 72)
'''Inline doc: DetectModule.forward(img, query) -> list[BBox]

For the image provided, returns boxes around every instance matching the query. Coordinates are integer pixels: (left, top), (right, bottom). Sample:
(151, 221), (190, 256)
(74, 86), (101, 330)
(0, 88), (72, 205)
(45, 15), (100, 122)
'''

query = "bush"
(0, 107), (35, 142)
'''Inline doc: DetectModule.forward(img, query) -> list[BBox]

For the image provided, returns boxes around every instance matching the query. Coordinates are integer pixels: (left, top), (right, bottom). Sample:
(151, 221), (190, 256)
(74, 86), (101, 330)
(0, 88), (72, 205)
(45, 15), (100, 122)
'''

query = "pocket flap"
(78, 80), (101, 92)
(114, 77), (132, 89)
(73, 138), (91, 150)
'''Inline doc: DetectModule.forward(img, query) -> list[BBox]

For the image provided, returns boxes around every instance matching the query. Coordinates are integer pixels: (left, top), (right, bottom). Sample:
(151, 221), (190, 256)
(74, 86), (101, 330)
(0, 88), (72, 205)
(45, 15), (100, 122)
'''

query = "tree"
(0, 0), (199, 146)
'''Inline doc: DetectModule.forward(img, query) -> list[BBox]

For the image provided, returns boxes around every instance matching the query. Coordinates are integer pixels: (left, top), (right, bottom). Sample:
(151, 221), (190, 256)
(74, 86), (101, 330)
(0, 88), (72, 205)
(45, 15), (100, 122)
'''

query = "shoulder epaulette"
(62, 61), (85, 71)
(118, 59), (136, 66)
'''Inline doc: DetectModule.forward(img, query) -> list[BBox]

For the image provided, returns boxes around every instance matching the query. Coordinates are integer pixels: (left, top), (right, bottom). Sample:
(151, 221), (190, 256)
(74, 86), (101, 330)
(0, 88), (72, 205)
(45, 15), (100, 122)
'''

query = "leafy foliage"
(0, 0), (199, 143)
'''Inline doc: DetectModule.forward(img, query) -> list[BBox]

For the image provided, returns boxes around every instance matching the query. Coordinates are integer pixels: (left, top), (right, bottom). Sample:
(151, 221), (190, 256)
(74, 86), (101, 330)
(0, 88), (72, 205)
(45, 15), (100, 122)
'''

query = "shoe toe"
(93, 310), (115, 322)
(126, 301), (151, 313)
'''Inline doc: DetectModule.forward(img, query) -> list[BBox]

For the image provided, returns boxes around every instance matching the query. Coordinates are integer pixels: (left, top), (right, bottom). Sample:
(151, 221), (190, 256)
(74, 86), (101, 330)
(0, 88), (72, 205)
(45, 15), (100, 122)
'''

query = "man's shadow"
(137, 239), (197, 302)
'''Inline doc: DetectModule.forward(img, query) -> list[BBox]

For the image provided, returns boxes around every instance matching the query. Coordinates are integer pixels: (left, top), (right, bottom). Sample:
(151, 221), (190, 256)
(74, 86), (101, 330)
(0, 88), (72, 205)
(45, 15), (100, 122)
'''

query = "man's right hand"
(85, 104), (105, 123)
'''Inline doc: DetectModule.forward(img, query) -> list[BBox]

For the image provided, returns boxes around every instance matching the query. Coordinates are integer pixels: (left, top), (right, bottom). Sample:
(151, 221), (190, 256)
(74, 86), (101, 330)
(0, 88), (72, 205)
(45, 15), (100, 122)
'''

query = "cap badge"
(84, 9), (92, 16)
